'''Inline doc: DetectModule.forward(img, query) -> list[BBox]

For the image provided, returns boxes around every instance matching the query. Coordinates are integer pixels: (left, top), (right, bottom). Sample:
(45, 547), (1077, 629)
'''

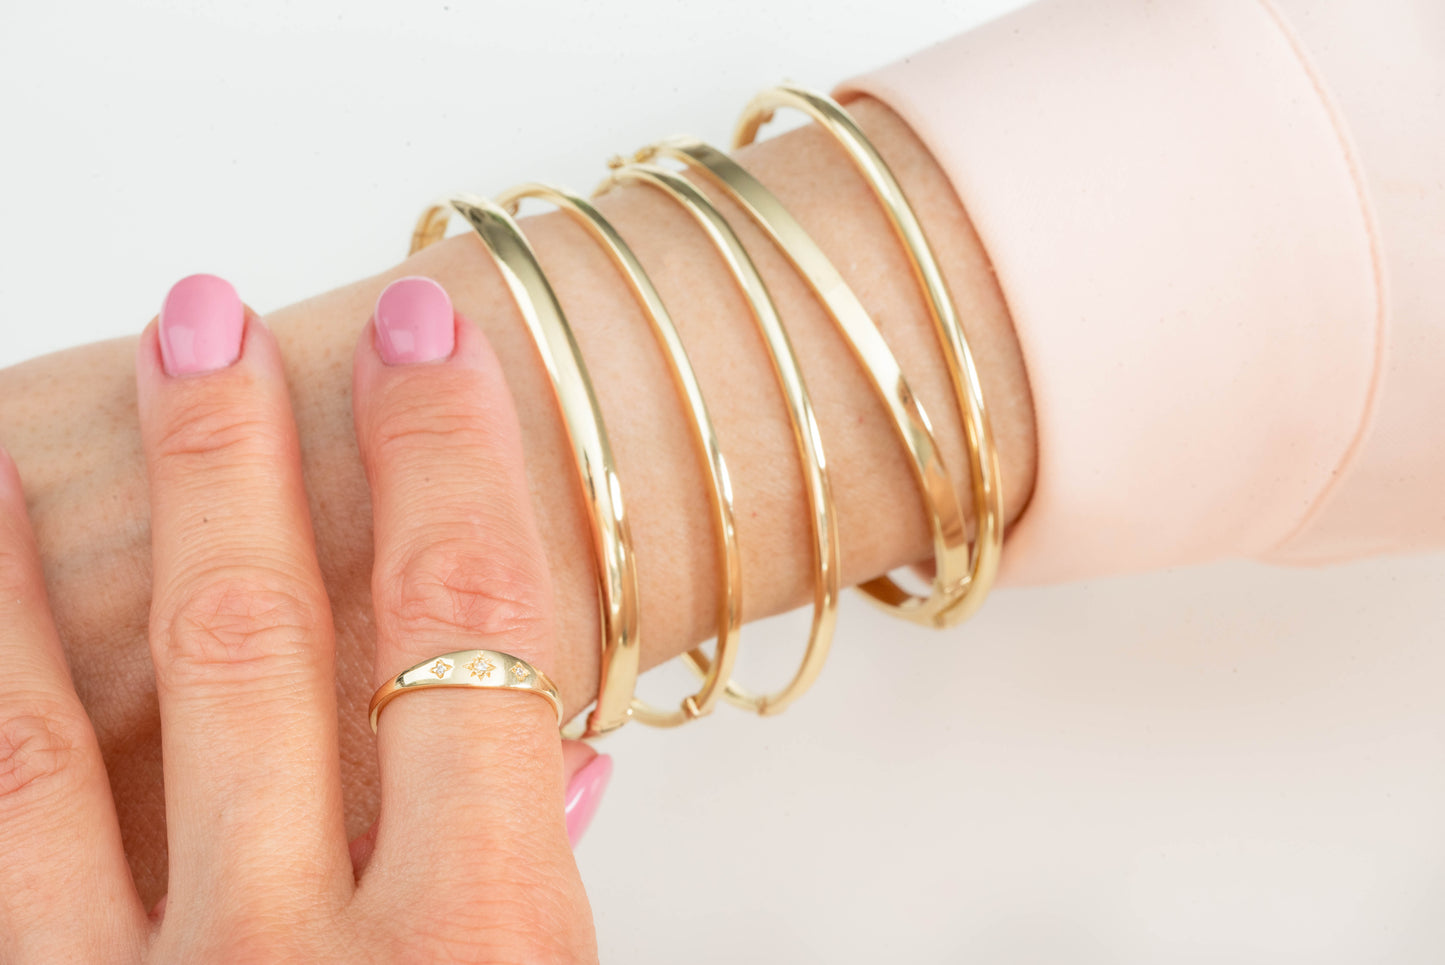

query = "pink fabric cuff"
(835, 0), (1381, 585)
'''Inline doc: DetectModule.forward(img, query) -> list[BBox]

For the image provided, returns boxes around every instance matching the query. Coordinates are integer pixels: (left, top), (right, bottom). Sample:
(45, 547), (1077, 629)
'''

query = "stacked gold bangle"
(409, 84), (1004, 736)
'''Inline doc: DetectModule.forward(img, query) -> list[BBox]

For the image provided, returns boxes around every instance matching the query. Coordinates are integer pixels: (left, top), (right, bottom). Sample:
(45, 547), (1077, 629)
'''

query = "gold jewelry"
(636, 135), (972, 630)
(598, 161), (841, 717)
(734, 86), (1004, 628)
(404, 83), (1006, 727)
(495, 183), (743, 728)
(411, 197), (642, 738)
(368, 649), (563, 732)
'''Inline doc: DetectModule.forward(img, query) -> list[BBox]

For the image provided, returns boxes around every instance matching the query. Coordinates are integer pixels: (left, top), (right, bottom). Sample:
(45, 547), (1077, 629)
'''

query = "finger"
(352, 277), (578, 896)
(347, 741), (605, 877)
(136, 275), (350, 907)
(0, 448), (147, 963)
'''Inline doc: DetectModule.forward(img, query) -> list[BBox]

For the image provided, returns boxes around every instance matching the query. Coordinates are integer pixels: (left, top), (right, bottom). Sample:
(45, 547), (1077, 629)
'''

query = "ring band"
(368, 650), (563, 733)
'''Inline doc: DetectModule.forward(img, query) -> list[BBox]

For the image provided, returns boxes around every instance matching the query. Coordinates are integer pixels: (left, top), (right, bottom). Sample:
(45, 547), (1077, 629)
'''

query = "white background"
(3, 1), (1445, 962)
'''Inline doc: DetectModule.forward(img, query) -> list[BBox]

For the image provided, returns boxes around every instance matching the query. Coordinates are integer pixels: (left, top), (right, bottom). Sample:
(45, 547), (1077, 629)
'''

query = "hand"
(0, 274), (598, 963)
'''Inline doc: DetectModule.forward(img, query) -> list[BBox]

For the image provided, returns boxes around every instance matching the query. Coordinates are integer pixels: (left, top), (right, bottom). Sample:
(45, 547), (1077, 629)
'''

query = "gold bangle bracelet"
(635, 135), (972, 630)
(598, 162), (841, 717)
(495, 183), (743, 728)
(411, 196), (642, 738)
(735, 86), (1005, 628)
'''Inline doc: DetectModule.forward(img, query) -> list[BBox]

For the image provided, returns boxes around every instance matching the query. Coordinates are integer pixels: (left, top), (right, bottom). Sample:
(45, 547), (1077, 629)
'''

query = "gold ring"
(368, 649), (563, 733)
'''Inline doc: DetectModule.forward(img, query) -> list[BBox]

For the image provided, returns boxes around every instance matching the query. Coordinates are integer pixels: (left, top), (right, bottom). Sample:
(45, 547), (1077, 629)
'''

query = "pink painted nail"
(158, 274), (245, 376)
(565, 754), (613, 847)
(373, 276), (455, 365)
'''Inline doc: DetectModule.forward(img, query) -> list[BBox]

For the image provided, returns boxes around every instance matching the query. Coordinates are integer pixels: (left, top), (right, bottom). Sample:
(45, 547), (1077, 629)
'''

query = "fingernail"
(565, 754), (613, 847)
(158, 273), (246, 376)
(373, 276), (455, 365)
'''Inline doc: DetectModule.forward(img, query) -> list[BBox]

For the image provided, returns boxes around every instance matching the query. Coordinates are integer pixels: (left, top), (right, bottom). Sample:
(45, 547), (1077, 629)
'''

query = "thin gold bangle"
(495, 183), (743, 728)
(734, 85), (1005, 628)
(635, 135), (972, 630)
(411, 196), (642, 738)
(598, 162), (841, 717)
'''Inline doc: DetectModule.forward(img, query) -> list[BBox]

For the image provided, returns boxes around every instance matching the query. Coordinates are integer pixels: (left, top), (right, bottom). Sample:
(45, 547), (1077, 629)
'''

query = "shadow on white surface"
(585, 557), (1445, 964)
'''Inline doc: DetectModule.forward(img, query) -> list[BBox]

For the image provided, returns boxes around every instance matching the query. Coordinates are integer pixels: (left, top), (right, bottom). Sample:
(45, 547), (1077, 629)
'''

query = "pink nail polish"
(373, 276), (455, 365)
(565, 754), (613, 847)
(158, 274), (245, 376)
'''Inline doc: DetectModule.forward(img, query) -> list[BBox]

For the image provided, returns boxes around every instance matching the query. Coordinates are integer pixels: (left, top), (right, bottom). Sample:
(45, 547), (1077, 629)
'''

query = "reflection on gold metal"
(411, 197), (641, 738)
(733, 85), (1004, 628)
(497, 183), (745, 729)
(598, 162), (840, 717)
(369, 649), (562, 732)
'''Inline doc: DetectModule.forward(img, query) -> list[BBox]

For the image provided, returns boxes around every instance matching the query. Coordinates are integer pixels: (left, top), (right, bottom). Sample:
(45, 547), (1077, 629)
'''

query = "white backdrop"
(3, 1), (1444, 962)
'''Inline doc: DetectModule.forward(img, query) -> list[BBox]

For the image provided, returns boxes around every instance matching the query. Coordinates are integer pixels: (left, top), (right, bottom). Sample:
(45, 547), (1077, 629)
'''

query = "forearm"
(0, 96), (1035, 895)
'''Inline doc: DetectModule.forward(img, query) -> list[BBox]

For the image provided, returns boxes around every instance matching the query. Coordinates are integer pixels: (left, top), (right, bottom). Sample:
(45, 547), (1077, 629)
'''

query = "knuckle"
(380, 537), (552, 649)
(203, 933), (310, 965)
(404, 892), (585, 965)
(153, 568), (327, 684)
(368, 397), (486, 471)
(366, 368), (486, 450)
(0, 710), (87, 808)
(150, 389), (287, 478)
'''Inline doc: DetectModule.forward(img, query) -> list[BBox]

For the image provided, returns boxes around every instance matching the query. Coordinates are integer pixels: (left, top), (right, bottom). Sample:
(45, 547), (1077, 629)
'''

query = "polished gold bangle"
(598, 161), (841, 717)
(635, 135), (972, 630)
(734, 85), (1005, 628)
(411, 196), (642, 738)
(368, 649), (563, 732)
(495, 183), (743, 728)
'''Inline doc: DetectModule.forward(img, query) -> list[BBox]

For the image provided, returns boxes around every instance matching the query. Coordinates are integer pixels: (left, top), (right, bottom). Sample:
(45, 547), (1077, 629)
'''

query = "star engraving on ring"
(466, 654), (497, 680)
(510, 664), (531, 681)
(429, 659), (452, 679)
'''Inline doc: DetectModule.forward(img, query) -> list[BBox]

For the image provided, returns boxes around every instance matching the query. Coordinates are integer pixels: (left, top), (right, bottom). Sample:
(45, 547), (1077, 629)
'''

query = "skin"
(0, 307), (595, 962)
(0, 96), (1038, 906)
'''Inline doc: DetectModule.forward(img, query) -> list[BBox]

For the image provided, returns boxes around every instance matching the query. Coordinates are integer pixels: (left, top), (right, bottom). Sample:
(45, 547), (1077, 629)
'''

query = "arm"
(12, 0), (1435, 911)
(0, 95), (1037, 902)
(841, 0), (1444, 577)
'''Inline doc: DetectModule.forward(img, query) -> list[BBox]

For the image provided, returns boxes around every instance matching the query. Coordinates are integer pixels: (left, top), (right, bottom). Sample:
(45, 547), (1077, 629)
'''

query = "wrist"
(0, 92), (1036, 905)
(373, 94), (1037, 715)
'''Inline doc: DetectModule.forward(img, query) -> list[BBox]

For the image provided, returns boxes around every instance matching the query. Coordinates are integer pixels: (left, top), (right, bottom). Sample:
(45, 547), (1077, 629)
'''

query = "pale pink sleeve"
(835, 0), (1445, 585)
